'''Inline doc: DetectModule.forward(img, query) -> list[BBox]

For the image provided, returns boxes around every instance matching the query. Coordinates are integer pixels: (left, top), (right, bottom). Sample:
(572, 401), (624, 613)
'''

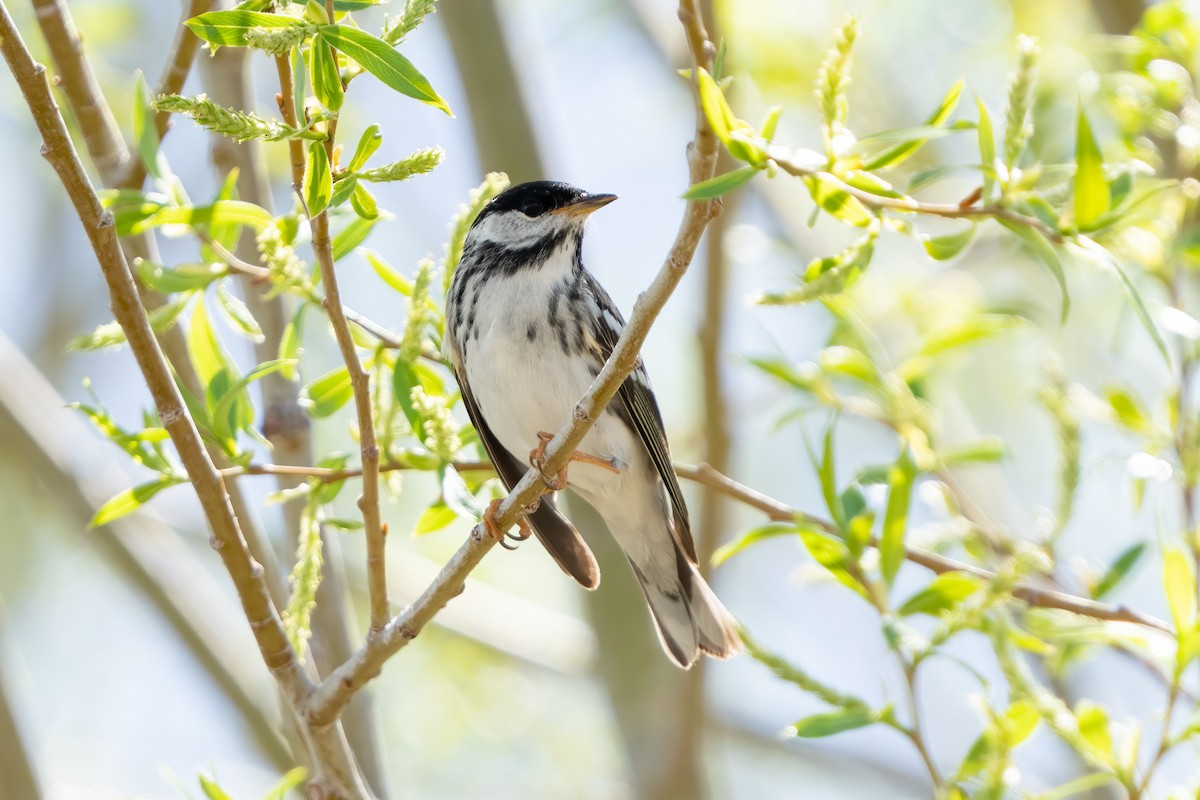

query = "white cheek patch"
(475, 210), (571, 248)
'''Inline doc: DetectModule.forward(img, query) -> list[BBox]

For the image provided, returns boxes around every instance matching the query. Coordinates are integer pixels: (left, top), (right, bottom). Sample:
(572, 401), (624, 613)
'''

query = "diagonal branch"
(303, 0), (722, 727)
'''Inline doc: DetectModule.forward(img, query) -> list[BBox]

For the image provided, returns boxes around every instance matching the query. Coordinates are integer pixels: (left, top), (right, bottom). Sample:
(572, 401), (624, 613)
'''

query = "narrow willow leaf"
(798, 525), (871, 601)
(330, 174), (359, 208)
(441, 464), (484, 520)
(921, 224), (976, 260)
(216, 282), (264, 341)
(132, 71), (163, 180)
(1163, 548), (1197, 634)
(304, 141), (332, 216)
(805, 177), (873, 226)
(1073, 106), (1111, 230)
(137, 261), (224, 293)
(880, 447), (915, 587)
(263, 768), (308, 800)
(185, 10), (307, 49)
(187, 299), (232, 385)
(209, 360), (296, 447)
(711, 523), (798, 567)
(392, 358), (422, 430)
(1075, 235), (1168, 364)
(332, 216), (378, 261)
(318, 25), (451, 114)
(415, 501), (456, 535)
(898, 571), (981, 616)
(278, 305), (306, 380)
(348, 124), (382, 172)
(198, 773), (235, 800)
(1092, 542), (1146, 600)
(681, 166), (759, 200)
(350, 183), (379, 220)
(89, 475), (183, 528)
(696, 68), (736, 148)
(760, 104), (783, 141)
(134, 200), (273, 234)
(939, 438), (1006, 466)
(920, 314), (1022, 358)
(310, 37), (344, 112)
(292, 43), (306, 124)
(977, 96), (996, 200)
(862, 80), (965, 171)
(792, 706), (881, 738)
(302, 365), (353, 417)
(364, 249), (412, 295)
(998, 220), (1069, 323)
(818, 424), (842, 529)
(1075, 701), (1114, 759)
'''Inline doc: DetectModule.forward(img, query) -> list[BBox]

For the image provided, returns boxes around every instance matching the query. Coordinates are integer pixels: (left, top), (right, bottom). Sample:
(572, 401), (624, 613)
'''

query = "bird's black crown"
(475, 181), (587, 223)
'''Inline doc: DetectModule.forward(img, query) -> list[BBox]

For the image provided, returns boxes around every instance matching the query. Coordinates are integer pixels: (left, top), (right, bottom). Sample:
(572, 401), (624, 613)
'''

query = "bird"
(444, 180), (741, 668)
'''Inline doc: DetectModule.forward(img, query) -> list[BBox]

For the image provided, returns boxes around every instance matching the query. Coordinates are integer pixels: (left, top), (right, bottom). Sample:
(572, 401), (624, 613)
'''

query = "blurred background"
(0, 0), (1191, 798)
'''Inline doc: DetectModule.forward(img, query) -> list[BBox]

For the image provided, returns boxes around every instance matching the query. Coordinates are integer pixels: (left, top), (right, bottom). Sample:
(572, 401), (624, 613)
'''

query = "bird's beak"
(552, 193), (618, 218)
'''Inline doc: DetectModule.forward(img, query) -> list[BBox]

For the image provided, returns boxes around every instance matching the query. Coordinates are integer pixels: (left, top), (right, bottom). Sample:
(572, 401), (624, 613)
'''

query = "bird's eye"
(520, 200), (546, 217)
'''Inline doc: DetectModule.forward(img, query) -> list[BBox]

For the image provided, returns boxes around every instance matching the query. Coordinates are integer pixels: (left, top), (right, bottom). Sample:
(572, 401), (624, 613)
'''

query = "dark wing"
(454, 361), (600, 589)
(583, 273), (698, 564)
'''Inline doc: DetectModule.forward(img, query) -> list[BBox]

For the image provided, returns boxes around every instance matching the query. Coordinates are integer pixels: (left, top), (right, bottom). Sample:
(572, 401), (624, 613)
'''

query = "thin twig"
(766, 145), (1065, 243)
(672, 463), (1174, 633)
(302, 0), (723, 727)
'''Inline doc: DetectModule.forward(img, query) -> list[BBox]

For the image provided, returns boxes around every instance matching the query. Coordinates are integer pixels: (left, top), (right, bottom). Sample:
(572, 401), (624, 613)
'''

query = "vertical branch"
(198, 27), (386, 796)
(280, 7), (388, 634)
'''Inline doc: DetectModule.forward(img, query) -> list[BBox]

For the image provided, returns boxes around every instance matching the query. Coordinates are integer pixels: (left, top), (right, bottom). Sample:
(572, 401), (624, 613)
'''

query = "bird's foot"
(483, 498), (535, 551)
(529, 430), (622, 491)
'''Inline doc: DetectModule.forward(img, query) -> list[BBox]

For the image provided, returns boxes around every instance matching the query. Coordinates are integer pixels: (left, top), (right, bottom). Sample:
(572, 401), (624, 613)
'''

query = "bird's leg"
(483, 498), (535, 551)
(529, 430), (622, 490)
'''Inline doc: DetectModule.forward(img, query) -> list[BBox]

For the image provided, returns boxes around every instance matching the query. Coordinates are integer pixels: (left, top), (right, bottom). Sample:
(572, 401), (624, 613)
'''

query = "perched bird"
(445, 180), (741, 668)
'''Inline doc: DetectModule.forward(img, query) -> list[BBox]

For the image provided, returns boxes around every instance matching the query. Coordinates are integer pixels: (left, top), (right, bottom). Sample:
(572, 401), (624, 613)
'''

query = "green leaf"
(1164, 548), (1197, 635)
(898, 571), (981, 616)
(1075, 700), (1114, 759)
(792, 706), (881, 737)
(137, 261), (224, 293)
(1092, 542), (1147, 600)
(697, 68), (736, 148)
(278, 305), (306, 380)
(185, 10), (307, 49)
(391, 358), (422, 430)
(332, 215), (378, 260)
(798, 525), (870, 601)
(921, 224), (976, 261)
(348, 124), (382, 172)
(310, 36), (344, 112)
(187, 298), (232, 385)
(938, 438), (1006, 466)
(216, 282), (264, 341)
(304, 140), (332, 216)
(880, 447), (916, 587)
(1104, 387), (1150, 432)
(350, 183), (379, 220)
(805, 176), (873, 226)
(818, 424), (843, 529)
(681, 166), (759, 200)
(998, 220), (1069, 323)
(920, 314), (1022, 358)
(862, 79), (964, 171)
(291, 43), (306, 125)
(711, 523), (798, 567)
(977, 96), (996, 200)
(209, 360), (296, 446)
(263, 768), (308, 800)
(441, 464), (484, 520)
(302, 365), (353, 417)
(415, 501), (457, 535)
(330, 173), (359, 208)
(132, 71), (163, 180)
(318, 25), (451, 114)
(89, 475), (183, 528)
(1075, 235), (1168, 365)
(198, 773), (235, 800)
(1073, 106), (1111, 231)
(364, 249), (412, 295)
(760, 104), (783, 141)
(134, 200), (273, 234)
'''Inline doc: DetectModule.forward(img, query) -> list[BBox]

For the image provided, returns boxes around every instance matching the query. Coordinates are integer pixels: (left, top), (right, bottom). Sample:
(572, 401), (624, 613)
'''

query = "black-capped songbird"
(445, 181), (741, 668)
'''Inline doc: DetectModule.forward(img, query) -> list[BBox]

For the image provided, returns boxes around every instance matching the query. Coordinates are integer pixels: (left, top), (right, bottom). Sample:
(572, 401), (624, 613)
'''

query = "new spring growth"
(243, 23), (316, 56)
(356, 146), (445, 183)
(400, 259), (436, 362)
(1004, 35), (1040, 170)
(283, 499), (324, 658)
(1036, 362), (1080, 542)
(154, 94), (325, 143)
(256, 222), (308, 290)
(410, 385), (461, 462)
(816, 15), (860, 160)
(383, 0), (438, 46)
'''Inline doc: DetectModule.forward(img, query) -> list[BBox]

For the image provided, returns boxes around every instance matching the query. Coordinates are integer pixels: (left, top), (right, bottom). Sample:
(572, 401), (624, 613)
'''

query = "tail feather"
(629, 553), (742, 669)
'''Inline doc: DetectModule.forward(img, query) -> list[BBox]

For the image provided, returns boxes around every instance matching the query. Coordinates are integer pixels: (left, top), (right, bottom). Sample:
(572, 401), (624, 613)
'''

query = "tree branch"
(673, 463), (1173, 633)
(302, 0), (722, 727)
(0, 8), (368, 795)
